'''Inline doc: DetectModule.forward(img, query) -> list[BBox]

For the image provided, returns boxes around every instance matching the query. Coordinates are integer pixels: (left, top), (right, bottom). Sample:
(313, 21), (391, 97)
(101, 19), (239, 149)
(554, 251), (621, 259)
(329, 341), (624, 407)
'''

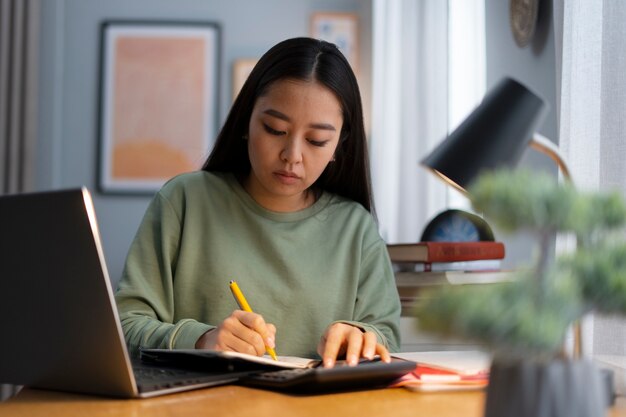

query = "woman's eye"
(307, 139), (327, 147)
(263, 124), (285, 136)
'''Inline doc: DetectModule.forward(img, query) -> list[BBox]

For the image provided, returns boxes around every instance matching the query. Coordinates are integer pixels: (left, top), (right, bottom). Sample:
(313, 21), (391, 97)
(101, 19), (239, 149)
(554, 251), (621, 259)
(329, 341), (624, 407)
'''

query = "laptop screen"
(0, 188), (138, 397)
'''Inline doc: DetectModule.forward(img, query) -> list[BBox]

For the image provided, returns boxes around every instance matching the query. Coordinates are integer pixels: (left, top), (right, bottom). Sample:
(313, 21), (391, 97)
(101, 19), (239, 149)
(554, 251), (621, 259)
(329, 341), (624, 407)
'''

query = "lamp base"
(420, 209), (494, 242)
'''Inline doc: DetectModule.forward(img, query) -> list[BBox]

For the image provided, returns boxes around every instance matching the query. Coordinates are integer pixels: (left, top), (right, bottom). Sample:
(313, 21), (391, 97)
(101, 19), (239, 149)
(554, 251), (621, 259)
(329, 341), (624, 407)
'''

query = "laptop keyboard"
(132, 363), (239, 393)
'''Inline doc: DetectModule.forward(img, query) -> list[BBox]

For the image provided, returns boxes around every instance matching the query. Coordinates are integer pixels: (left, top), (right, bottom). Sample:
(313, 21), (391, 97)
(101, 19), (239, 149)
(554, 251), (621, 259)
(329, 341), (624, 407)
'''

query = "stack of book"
(386, 241), (511, 315)
(390, 351), (490, 392)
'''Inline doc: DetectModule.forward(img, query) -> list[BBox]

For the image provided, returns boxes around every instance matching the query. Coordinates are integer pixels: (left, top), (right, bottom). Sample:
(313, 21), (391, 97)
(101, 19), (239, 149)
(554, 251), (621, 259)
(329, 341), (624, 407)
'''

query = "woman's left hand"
(317, 322), (391, 368)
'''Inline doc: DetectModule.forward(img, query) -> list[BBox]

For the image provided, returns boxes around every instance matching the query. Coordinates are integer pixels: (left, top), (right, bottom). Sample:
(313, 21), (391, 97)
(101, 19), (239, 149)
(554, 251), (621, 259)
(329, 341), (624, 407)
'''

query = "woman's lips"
(274, 170), (300, 185)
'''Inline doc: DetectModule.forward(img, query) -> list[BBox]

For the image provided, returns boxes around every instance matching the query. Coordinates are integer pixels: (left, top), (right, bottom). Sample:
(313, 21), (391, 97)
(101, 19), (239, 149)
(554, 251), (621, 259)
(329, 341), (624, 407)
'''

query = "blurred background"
(2, 0), (556, 287)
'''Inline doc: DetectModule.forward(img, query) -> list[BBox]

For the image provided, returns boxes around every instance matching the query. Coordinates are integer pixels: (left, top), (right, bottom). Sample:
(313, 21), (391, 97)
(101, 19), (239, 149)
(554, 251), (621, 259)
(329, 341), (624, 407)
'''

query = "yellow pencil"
(228, 280), (278, 361)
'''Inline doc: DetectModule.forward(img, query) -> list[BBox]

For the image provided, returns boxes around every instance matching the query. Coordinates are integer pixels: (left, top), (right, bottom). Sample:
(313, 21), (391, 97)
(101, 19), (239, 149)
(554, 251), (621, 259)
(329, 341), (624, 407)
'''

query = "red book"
(386, 241), (505, 263)
(390, 364), (489, 390)
(411, 364), (489, 381)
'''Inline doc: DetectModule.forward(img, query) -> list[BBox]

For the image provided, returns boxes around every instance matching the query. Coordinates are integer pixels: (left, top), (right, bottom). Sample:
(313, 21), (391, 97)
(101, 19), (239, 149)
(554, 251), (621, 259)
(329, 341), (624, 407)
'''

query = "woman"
(115, 37), (401, 368)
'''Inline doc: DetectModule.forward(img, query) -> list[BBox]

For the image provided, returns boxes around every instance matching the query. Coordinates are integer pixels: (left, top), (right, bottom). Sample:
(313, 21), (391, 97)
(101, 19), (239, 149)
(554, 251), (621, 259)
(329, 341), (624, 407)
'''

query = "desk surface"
(2, 386), (626, 417)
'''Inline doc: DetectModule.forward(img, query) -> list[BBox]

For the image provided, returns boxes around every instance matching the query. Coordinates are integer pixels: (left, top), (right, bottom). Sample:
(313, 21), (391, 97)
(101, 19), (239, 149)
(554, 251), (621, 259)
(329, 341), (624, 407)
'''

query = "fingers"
(208, 310), (276, 356)
(345, 328), (364, 366)
(375, 342), (391, 363)
(318, 323), (390, 368)
(265, 323), (277, 348)
(361, 331), (378, 360)
(237, 310), (276, 348)
(319, 324), (345, 368)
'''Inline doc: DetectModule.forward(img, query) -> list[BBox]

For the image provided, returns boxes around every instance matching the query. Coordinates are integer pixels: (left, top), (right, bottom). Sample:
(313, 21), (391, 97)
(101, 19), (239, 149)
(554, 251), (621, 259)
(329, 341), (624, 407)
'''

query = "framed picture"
(97, 20), (220, 194)
(232, 58), (258, 102)
(310, 12), (359, 73)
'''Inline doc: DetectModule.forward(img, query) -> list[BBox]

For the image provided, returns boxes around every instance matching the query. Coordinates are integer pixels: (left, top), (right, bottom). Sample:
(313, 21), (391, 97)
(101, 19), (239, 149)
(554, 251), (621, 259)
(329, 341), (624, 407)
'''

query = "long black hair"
(203, 37), (374, 214)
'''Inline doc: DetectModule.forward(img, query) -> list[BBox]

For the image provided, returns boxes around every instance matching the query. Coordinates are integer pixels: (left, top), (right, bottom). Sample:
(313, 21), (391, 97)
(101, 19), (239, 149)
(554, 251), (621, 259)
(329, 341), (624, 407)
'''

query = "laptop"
(0, 188), (248, 398)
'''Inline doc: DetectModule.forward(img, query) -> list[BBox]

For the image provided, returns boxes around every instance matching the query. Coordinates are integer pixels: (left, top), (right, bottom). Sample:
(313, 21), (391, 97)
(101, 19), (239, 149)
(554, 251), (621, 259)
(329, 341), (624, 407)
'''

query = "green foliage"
(468, 170), (626, 239)
(557, 242), (626, 314)
(415, 270), (580, 360)
(468, 170), (579, 233)
(569, 192), (626, 246)
(415, 169), (626, 359)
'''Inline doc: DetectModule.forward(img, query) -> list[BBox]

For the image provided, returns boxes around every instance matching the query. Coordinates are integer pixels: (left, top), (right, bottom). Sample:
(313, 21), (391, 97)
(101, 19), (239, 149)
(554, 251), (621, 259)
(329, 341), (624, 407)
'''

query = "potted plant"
(415, 169), (626, 417)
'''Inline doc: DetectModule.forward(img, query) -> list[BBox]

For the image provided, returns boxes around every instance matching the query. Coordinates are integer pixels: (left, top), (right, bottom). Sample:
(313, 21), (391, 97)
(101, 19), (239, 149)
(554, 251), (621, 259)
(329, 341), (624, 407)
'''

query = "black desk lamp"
(421, 77), (571, 193)
(420, 77), (582, 357)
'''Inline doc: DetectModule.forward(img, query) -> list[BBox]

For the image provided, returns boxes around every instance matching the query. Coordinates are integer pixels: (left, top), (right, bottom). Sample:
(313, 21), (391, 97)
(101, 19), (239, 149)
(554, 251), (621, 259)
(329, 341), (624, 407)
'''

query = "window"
(371, 0), (485, 242)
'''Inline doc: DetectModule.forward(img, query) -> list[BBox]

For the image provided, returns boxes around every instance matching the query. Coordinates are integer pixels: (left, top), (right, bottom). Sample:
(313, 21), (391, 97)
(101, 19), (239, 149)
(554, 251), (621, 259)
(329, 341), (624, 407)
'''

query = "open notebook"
(141, 348), (321, 370)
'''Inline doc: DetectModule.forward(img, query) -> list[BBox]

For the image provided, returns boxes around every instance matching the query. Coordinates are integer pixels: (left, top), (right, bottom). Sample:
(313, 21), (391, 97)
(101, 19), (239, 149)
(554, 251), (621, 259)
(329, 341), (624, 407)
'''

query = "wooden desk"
(2, 386), (626, 417)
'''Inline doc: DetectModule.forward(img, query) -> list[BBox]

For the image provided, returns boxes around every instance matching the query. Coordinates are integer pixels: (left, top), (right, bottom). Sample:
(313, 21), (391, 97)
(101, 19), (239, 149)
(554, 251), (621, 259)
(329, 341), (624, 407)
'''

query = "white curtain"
(0, 0), (40, 401)
(371, 0), (449, 243)
(554, 1), (626, 357)
(0, 0), (39, 195)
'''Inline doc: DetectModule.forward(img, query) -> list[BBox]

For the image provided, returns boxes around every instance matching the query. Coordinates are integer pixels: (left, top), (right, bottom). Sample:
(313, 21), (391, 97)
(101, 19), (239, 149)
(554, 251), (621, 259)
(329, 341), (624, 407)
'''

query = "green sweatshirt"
(115, 171), (401, 358)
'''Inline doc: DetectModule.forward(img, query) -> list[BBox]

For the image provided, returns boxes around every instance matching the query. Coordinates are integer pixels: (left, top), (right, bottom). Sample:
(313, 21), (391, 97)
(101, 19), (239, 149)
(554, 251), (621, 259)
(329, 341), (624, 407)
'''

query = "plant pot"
(484, 359), (606, 417)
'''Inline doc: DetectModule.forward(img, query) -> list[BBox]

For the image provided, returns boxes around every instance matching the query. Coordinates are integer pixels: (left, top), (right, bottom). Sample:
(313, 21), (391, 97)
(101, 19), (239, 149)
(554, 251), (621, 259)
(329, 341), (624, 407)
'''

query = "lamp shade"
(421, 77), (549, 192)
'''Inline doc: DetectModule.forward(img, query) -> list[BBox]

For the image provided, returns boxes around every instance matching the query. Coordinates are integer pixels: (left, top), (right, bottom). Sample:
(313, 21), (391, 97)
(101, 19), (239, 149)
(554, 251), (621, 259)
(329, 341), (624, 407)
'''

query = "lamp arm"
(531, 133), (584, 358)
(529, 133), (573, 182)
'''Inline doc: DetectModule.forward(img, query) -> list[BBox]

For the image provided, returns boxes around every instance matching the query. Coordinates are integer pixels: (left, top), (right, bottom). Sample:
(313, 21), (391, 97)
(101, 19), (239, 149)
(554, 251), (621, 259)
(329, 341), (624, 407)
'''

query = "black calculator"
(239, 359), (416, 393)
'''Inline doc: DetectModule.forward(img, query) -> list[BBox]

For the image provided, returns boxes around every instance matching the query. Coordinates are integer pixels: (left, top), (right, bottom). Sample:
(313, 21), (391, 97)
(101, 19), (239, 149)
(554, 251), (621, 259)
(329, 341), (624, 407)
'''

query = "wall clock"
(510, 0), (540, 48)
(420, 209), (495, 242)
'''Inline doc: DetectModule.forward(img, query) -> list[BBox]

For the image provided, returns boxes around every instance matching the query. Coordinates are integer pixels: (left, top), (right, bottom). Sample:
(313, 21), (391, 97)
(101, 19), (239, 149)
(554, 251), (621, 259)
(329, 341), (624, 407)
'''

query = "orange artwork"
(112, 37), (203, 178)
(231, 59), (257, 101)
(99, 22), (219, 193)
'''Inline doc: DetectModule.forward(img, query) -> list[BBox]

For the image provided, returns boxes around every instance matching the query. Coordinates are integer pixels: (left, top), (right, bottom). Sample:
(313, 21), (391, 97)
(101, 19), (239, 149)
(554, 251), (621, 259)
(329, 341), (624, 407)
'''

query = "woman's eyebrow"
(263, 108), (337, 132)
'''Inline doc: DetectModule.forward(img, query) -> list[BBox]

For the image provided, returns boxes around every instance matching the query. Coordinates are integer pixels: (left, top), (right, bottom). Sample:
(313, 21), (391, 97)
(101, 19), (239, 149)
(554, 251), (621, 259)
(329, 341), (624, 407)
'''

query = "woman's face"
(245, 78), (343, 212)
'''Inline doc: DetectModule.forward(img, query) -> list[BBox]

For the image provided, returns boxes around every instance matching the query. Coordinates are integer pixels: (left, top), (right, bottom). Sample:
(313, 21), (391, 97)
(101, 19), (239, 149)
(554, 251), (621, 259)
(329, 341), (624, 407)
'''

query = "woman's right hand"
(194, 310), (276, 356)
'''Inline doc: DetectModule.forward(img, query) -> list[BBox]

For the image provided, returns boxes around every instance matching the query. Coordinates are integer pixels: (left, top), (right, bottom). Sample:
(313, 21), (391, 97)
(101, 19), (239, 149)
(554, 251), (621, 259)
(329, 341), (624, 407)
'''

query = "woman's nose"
(280, 137), (303, 164)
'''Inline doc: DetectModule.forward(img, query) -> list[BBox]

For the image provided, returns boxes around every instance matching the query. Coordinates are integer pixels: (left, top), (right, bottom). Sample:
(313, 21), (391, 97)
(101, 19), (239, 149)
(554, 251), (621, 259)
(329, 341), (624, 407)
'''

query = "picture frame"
(97, 20), (220, 194)
(310, 12), (359, 74)
(232, 58), (258, 102)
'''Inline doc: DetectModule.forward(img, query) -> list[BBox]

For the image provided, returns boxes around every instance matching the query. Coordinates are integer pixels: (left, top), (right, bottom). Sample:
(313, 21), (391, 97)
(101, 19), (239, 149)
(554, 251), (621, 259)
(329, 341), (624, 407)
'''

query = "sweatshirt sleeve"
(338, 234), (402, 352)
(114, 192), (213, 357)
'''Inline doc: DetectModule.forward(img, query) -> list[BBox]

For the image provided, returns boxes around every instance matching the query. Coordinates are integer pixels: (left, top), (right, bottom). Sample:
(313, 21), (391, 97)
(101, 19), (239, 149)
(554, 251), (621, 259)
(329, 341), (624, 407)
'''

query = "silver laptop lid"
(0, 188), (138, 397)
